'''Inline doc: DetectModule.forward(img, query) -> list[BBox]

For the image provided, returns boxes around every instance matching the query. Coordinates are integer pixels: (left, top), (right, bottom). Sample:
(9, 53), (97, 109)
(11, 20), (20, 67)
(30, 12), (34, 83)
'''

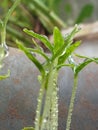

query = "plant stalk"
(35, 77), (47, 130)
(40, 60), (58, 130)
(66, 75), (78, 130)
(35, 59), (58, 130)
(1, 0), (21, 45)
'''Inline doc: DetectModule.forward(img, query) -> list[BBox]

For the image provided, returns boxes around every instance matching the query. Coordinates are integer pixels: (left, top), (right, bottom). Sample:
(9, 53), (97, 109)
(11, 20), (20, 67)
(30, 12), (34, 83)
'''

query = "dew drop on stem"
(1, 42), (9, 57)
(43, 118), (48, 123)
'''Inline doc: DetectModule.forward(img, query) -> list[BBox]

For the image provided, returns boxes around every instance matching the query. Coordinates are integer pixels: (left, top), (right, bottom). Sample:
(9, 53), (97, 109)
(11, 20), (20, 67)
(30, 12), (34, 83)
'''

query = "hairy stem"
(40, 60), (58, 130)
(66, 75), (78, 130)
(35, 59), (58, 130)
(35, 76), (48, 130)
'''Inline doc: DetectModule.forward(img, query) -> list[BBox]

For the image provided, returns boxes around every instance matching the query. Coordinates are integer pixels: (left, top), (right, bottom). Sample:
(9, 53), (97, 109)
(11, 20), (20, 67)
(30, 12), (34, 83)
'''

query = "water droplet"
(35, 118), (38, 122)
(45, 70), (49, 74)
(52, 114), (56, 117)
(0, 47), (5, 60)
(38, 99), (41, 103)
(39, 88), (43, 93)
(43, 119), (47, 123)
(30, 51), (36, 57)
(36, 110), (39, 114)
(53, 83), (56, 87)
(1, 43), (9, 57)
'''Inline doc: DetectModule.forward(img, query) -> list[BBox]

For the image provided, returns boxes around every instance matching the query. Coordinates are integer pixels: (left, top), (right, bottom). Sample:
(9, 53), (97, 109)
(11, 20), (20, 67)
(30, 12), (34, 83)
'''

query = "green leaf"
(27, 48), (50, 61)
(22, 127), (34, 130)
(52, 25), (80, 60)
(17, 41), (45, 77)
(56, 63), (74, 70)
(1, 0), (8, 9)
(75, 58), (98, 76)
(75, 4), (94, 24)
(58, 41), (81, 64)
(53, 27), (64, 53)
(0, 70), (10, 80)
(93, 58), (98, 64)
(64, 24), (80, 44)
(74, 54), (98, 64)
(32, 38), (42, 51)
(74, 53), (90, 59)
(23, 28), (53, 52)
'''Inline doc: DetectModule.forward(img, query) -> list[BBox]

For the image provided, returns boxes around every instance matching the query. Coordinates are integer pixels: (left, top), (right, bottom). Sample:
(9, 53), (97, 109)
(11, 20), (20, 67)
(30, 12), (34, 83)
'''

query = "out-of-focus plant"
(0, 0), (22, 79)
(75, 4), (94, 24)
(64, 2), (94, 25)
(0, 1), (94, 49)
(39, 0), (61, 13)
(0, 0), (66, 48)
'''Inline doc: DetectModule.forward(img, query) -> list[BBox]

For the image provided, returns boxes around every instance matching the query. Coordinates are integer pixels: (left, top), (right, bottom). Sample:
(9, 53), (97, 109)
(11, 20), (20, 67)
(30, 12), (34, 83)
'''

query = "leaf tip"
(23, 28), (28, 32)
(54, 26), (60, 32)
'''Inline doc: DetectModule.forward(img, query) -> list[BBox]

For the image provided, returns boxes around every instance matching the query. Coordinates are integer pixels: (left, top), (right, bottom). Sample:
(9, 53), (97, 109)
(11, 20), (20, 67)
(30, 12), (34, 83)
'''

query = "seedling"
(17, 25), (98, 130)
(0, 0), (97, 129)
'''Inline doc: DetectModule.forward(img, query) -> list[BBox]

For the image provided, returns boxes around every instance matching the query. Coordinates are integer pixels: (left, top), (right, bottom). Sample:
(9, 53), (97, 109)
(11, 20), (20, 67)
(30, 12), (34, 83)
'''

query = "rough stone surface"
(0, 45), (98, 130)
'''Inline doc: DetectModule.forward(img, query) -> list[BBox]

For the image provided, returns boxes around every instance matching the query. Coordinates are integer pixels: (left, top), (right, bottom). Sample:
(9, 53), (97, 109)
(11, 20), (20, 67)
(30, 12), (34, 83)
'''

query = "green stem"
(35, 76), (47, 130)
(1, 0), (21, 44)
(40, 60), (58, 130)
(50, 81), (58, 130)
(66, 75), (78, 130)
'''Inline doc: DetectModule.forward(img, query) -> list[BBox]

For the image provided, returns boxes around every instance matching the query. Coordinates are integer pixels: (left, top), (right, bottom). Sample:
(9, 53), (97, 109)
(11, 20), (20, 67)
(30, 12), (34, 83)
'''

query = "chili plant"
(17, 25), (98, 130)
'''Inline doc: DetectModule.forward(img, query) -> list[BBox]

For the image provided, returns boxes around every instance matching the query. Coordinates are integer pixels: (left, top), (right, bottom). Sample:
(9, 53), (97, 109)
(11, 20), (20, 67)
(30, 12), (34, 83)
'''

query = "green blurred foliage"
(75, 4), (94, 24)
(65, 3), (72, 15)
(0, 0), (94, 48)
(40, 0), (61, 13)
(64, 2), (94, 25)
(0, 0), (65, 48)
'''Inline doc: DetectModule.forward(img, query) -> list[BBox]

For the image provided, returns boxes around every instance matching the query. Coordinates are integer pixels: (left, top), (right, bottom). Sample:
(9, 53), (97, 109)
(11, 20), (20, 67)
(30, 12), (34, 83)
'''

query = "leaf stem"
(66, 75), (78, 130)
